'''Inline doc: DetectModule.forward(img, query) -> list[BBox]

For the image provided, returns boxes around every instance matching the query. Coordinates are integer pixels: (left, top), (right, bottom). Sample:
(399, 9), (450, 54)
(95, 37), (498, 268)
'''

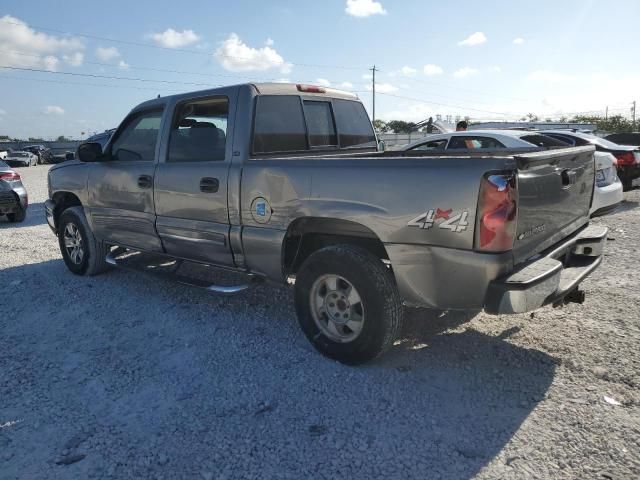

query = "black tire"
(58, 206), (110, 276)
(7, 207), (26, 223)
(294, 245), (403, 365)
(622, 178), (633, 191)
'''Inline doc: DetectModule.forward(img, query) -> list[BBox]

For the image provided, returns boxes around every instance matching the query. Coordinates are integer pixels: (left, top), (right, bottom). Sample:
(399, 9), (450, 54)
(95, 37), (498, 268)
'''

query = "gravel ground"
(1, 165), (639, 480)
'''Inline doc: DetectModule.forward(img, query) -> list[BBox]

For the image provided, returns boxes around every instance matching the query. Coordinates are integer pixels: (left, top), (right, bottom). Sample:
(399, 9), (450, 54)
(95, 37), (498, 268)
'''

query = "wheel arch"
(282, 217), (389, 278)
(52, 191), (83, 229)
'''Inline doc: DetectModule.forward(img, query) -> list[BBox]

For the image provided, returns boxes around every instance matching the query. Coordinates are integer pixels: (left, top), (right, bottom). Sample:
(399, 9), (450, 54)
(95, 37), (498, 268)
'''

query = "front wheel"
(294, 245), (404, 365)
(58, 206), (110, 276)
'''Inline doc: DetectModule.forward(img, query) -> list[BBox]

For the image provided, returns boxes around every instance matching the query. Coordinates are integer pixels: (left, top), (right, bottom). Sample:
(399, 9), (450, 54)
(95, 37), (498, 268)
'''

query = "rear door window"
(410, 139), (447, 151)
(168, 97), (228, 162)
(253, 96), (307, 154)
(303, 101), (337, 148)
(332, 99), (377, 148)
(447, 136), (506, 149)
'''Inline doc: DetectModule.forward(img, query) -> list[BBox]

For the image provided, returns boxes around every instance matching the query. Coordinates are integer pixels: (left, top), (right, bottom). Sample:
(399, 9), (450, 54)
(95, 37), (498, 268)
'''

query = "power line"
(0, 65), (223, 87)
(0, 19), (366, 70)
(376, 91), (517, 116)
(0, 49), (359, 86)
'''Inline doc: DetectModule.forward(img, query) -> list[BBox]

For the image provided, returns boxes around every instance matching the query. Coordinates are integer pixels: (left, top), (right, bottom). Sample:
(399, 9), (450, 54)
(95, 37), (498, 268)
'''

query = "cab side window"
(110, 109), (163, 162)
(168, 97), (229, 162)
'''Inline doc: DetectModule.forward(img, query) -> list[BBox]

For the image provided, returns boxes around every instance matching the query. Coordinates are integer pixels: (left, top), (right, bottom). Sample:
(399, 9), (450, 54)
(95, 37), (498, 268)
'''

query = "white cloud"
(43, 55), (59, 71)
(490, 66), (502, 73)
(527, 70), (575, 82)
(513, 37), (525, 45)
(400, 66), (417, 76)
(214, 33), (292, 73)
(96, 46), (120, 61)
(44, 105), (64, 115)
(265, 38), (274, 46)
(118, 60), (130, 69)
(0, 15), (84, 71)
(458, 32), (487, 47)
(345, 0), (387, 17)
(366, 82), (398, 93)
(63, 52), (84, 67)
(423, 64), (444, 76)
(150, 28), (200, 48)
(274, 78), (290, 83)
(362, 73), (373, 80)
(339, 81), (354, 89)
(381, 103), (436, 123)
(454, 67), (478, 78)
(316, 78), (331, 87)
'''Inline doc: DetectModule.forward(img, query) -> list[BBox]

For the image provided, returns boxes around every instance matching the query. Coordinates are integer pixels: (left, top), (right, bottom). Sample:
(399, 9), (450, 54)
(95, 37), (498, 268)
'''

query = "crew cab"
(45, 83), (607, 364)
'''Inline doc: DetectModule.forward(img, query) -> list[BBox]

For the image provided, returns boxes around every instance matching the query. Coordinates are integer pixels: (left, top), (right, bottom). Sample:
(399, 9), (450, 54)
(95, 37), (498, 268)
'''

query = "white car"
(591, 151), (623, 216)
(4, 150), (38, 167)
(401, 130), (622, 217)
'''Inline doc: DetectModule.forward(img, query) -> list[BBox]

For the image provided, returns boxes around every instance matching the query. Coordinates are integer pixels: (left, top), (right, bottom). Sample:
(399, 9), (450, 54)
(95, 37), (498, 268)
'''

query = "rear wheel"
(294, 245), (403, 365)
(58, 206), (110, 276)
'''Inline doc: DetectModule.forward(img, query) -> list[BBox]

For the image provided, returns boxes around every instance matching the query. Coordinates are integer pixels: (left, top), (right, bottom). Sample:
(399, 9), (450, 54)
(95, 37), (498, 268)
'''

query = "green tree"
(570, 114), (633, 133)
(56, 135), (72, 142)
(372, 119), (389, 133)
(386, 120), (417, 133)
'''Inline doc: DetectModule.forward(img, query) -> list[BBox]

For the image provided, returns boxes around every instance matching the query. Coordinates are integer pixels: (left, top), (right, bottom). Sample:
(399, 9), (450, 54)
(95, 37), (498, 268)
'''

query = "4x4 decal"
(408, 208), (469, 232)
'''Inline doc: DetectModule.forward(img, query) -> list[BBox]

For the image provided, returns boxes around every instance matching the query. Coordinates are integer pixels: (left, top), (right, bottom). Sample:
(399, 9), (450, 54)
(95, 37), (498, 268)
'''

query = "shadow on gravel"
(1, 260), (556, 479)
(613, 200), (639, 214)
(0, 201), (46, 228)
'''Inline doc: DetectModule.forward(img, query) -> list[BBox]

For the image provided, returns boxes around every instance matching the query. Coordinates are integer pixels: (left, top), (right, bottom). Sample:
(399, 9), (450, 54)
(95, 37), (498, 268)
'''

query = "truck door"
(87, 107), (164, 252)
(153, 95), (234, 267)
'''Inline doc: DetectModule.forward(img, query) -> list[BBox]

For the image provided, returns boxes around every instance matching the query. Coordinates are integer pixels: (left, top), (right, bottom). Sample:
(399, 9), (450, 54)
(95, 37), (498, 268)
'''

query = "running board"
(105, 249), (261, 294)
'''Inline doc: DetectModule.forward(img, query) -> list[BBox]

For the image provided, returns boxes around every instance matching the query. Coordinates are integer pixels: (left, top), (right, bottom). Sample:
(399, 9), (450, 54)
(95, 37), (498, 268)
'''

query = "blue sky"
(1, 0), (639, 139)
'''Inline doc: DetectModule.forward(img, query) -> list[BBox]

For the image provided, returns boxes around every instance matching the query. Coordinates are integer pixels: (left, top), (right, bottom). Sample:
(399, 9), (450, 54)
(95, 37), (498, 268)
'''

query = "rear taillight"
(0, 172), (21, 181)
(614, 152), (635, 166)
(476, 173), (518, 252)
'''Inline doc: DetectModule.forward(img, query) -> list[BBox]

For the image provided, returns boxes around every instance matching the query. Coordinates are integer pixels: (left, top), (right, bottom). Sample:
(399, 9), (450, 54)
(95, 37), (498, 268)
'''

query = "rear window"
(521, 135), (569, 147)
(333, 99), (377, 148)
(303, 101), (337, 147)
(253, 96), (307, 154)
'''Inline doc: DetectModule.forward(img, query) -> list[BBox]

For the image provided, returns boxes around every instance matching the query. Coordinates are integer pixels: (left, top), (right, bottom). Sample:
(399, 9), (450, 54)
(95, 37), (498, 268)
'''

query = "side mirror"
(378, 139), (386, 152)
(77, 142), (103, 162)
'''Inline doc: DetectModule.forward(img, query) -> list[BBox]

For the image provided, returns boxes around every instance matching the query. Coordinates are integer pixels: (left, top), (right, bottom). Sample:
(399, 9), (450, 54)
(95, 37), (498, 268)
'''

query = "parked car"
(591, 152), (623, 216)
(22, 145), (53, 164)
(604, 132), (640, 147)
(0, 148), (10, 160)
(0, 160), (28, 222)
(400, 131), (623, 217)
(45, 83), (606, 364)
(398, 130), (569, 151)
(539, 130), (640, 190)
(5, 150), (38, 167)
(85, 129), (116, 149)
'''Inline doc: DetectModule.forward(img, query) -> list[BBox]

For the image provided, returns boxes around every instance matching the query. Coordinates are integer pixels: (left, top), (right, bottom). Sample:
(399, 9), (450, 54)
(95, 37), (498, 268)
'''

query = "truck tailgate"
(513, 146), (595, 264)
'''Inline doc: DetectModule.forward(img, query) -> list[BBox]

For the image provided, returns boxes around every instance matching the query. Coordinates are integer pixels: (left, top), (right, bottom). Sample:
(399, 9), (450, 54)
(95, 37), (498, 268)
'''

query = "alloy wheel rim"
(63, 223), (84, 265)
(309, 274), (365, 343)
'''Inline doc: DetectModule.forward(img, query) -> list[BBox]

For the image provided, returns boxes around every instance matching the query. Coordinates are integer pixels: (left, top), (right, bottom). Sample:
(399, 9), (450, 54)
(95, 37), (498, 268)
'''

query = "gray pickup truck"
(45, 83), (607, 364)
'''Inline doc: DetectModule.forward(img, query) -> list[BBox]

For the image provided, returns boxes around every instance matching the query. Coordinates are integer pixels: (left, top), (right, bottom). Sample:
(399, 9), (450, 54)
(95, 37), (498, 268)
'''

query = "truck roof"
(131, 83), (359, 112)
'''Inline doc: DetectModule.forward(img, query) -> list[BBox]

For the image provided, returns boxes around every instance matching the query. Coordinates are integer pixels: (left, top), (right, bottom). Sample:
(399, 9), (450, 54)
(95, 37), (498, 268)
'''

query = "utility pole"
(605, 106), (608, 120)
(632, 101), (637, 130)
(370, 65), (379, 123)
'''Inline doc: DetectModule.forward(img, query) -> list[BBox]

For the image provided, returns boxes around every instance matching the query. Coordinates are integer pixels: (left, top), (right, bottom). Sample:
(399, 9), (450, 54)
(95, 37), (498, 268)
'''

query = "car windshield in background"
(521, 135), (570, 147)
